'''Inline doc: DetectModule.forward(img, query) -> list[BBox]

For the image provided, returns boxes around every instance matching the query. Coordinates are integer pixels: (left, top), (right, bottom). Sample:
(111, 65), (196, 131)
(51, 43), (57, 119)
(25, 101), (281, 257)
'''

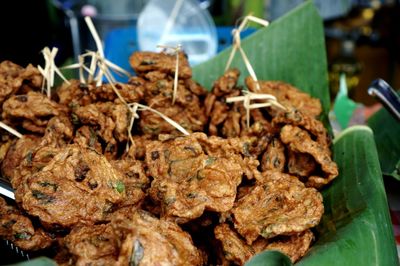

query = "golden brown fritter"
(280, 125), (338, 188)
(245, 77), (322, 118)
(2, 91), (68, 134)
(61, 223), (119, 266)
(232, 171), (323, 244)
(17, 144), (126, 228)
(146, 133), (243, 223)
(0, 61), (42, 104)
(57, 80), (144, 108)
(130, 51), (192, 79)
(0, 197), (52, 251)
(1, 135), (41, 182)
(273, 107), (331, 148)
(111, 158), (149, 208)
(260, 138), (286, 172)
(73, 102), (130, 159)
(287, 150), (317, 178)
(73, 125), (103, 154)
(112, 210), (204, 266)
(264, 230), (314, 263)
(214, 223), (254, 265)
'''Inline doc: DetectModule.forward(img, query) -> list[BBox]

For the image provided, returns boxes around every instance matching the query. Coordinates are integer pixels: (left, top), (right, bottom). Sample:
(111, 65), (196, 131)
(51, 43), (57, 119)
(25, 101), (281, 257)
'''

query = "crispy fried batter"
(61, 223), (119, 266)
(280, 125), (338, 188)
(130, 51), (192, 79)
(246, 77), (322, 118)
(260, 138), (286, 172)
(113, 210), (204, 266)
(17, 144), (126, 228)
(1, 135), (41, 182)
(232, 171), (323, 244)
(0, 197), (52, 251)
(0, 61), (42, 104)
(287, 150), (317, 177)
(2, 91), (68, 133)
(146, 133), (243, 222)
(273, 107), (331, 148)
(214, 223), (254, 265)
(264, 230), (314, 263)
(111, 158), (149, 208)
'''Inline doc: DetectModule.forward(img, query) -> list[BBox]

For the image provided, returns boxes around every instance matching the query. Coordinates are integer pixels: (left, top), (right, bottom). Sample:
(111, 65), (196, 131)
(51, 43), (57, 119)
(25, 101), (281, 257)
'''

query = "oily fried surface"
(1, 135), (41, 181)
(246, 77), (322, 118)
(111, 158), (149, 208)
(2, 91), (67, 133)
(130, 51), (192, 79)
(0, 61), (42, 104)
(61, 223), (119, 266)
(232, 171), (323, 244)
(0, 197), (52, 251)
(280, 125), (338, 188)
(146, 133), (243, 222)
(214, 223), (254, 265)
(17, 145), (126, 228)
(265, 230), (314, 263)
(113, 210), (204, 266)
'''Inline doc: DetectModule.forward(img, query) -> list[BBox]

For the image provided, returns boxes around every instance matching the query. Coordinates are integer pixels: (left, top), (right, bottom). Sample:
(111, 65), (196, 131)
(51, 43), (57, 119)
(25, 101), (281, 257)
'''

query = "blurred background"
(0, 0), (399, 106)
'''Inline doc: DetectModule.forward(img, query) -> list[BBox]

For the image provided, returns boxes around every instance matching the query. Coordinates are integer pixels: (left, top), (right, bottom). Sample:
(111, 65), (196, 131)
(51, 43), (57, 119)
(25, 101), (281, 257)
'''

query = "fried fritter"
(113, 210), (204, 266)
(245, 77), (322, 118)
(280, 125), (338, 188)
(0, 197), (52, 251)
(287, 150), (317, 177)
(146, 133), (243, 223)
(139, 80), (207, 136)
(1, 135), (41, 182)
(232, 171), (323, 244)
(263, 230), (314, 263)
(215, 223), (314, 265)
(2, 91), (68, 133)
(273, 107), (331, 148)
(214, 223), (254, 265)
(111, 158), (149, 208)
(0, 61), (42, 104)
(17, 144), (126, 228)
(260, 138), (286, 172)
(74, 102), (130, 158)
(129, 51), (192, 79)
(61, 223), (119, 266)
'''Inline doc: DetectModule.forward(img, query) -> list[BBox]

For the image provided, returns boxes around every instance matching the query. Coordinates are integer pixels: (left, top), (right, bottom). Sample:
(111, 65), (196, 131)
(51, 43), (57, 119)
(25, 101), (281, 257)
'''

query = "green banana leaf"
(367, 106), (400, 181)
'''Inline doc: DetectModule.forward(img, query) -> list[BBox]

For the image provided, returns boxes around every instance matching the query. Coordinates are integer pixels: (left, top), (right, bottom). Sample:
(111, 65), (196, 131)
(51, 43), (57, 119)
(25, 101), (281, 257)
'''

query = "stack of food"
(0, 50), (338, 265)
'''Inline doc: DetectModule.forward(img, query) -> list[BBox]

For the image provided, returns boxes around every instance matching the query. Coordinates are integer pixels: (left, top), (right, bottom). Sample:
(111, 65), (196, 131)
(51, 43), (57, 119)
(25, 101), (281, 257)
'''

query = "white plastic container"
(137, 0), (218, 66)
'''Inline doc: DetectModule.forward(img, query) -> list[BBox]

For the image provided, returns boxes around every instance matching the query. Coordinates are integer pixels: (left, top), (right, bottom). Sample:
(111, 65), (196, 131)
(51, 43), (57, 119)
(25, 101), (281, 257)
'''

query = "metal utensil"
(368, 78), (400, 121)
(0, 177), (15, 200)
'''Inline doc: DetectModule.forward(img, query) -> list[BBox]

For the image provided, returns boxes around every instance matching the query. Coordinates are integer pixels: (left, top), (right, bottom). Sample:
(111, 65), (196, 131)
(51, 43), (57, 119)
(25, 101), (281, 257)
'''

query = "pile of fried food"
(0, 50), (338, 265)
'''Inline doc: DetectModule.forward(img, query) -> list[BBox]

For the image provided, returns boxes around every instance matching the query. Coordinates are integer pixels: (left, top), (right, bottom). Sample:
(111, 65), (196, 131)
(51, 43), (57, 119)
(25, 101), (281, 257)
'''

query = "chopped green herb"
(71, 113), (80, 125)
(205, 156), (216, 166)
(115, 181), (125, 193)
(14, 232), (31, 240)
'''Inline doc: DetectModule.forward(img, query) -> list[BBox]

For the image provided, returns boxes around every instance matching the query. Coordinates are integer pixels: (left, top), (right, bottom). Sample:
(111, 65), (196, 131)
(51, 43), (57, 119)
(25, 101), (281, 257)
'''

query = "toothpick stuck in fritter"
(157, 44), (182, 105)
(227, 90), (287, 128)
(0, 121), (22, 139)
(126, 102), (190, 151)
(38, 47), (70, 98)
(225, 15), (270, 91)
